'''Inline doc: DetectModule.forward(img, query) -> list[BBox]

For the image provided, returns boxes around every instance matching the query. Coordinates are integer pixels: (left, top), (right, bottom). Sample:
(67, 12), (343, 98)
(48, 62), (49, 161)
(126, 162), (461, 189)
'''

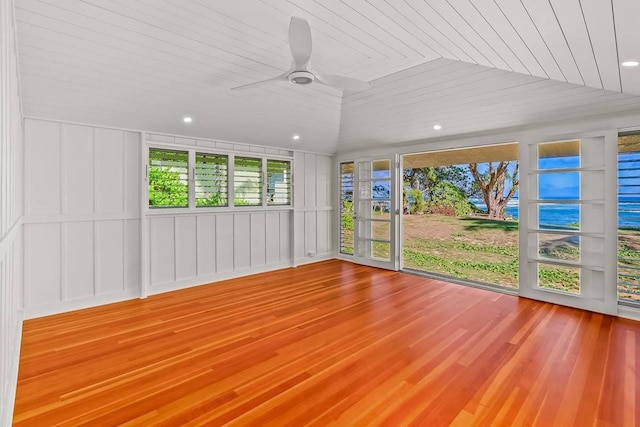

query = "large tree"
(468, 161), (519, 220)
(403, 166), (474, 215)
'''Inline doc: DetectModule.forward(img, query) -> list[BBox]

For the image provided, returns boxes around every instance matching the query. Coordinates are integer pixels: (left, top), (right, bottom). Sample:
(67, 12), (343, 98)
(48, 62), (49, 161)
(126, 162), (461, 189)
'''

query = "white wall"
(294, 151), (333, 263)
(22, 123), (335, 312)
(143, 133), (334, 295)
(23, 120), (141, 318)
(0, 0), (24, 423)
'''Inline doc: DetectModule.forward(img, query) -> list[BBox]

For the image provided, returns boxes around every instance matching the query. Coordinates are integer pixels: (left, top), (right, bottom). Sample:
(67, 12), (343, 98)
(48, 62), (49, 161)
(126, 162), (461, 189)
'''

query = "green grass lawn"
(403, 214), (581, 293)
(343, 212), (640, 301)
(403, 214), (520, 288)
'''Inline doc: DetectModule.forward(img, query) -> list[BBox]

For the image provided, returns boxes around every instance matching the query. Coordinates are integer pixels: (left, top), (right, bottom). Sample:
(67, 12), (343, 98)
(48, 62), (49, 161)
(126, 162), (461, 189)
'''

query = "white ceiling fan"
(232, 17), (371, 92)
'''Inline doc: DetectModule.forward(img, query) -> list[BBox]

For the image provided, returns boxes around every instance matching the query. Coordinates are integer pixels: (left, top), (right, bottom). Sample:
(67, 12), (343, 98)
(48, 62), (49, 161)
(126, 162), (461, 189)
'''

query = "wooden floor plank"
(12, 259), (640, 426)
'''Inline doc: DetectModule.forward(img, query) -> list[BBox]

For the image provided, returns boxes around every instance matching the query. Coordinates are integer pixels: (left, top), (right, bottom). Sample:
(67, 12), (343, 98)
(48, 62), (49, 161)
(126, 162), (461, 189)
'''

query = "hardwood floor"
(13, 259), (640, 426)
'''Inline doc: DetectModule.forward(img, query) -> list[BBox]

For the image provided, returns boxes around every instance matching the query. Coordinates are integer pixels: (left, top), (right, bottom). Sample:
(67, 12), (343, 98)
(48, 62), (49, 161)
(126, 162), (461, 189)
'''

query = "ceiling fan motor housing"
(288, 71), (315, 85)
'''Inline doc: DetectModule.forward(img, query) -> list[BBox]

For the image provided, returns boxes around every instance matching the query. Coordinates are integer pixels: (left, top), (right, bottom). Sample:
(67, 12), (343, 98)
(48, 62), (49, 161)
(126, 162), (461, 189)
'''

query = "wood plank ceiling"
(14, 0), (640, 154)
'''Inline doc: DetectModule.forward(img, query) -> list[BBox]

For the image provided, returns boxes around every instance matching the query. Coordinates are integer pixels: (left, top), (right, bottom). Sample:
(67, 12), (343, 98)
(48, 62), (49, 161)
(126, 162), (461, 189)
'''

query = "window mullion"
(262, 158), (268, 206)
(188, 150), (196, 209)
(229, 154), (235, 208)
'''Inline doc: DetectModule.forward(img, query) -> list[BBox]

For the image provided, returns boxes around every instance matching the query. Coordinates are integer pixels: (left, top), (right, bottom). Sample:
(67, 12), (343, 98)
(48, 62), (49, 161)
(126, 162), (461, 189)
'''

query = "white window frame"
(144, 142), (293, 215)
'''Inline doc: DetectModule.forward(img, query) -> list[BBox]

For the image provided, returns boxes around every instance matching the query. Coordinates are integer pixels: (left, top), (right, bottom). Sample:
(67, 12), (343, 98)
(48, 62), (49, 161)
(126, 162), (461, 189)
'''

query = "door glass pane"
(358, 221), (390, 241)
(538, 264), (580, 294)
(538, 141), (580, 169)
(357, 240), (390, 261)
(535, 139), (583, 296)
(618, 133), (640, 303)
(359, 181), (371, 199)
(372, 242), (391, 260)
(538, 172), (580, 200)
(372, 160), (391, 178)
(372, 180), (390, 199)
(535, 203), (580, 230)
(359, 162), (372, 178)
(538, 233), (580, 262)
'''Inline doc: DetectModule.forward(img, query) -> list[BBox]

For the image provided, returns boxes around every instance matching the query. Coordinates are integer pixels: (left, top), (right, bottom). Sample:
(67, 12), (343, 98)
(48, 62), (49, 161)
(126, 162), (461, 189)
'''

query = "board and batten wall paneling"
(215, 214), (235, 273)
(149, 217), (175, 286)
(64, 221), (94, 300)
(23, 119), (141, 319)
(175, 216), (197, 281)
(1, 0), (24, 424)
(143, 133), (332, 294)
(234, 214), (251, 271)
(25, 119), (60, 215)
(293, 151), (334, 263)
(196, 215), (216, 277)
(147, 210), (295, 293)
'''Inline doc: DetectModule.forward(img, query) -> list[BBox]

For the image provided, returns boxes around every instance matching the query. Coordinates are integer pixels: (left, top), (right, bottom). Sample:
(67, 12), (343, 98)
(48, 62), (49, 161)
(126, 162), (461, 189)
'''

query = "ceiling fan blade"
(289, 17), (312, 69)
(231, 74), (288, 90)
(315, 72), (371, 91)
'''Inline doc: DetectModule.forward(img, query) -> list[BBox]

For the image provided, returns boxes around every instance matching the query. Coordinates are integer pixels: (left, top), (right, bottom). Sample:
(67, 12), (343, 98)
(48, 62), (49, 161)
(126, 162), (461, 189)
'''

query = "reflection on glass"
(538, 203), (580, 230)
(358, 221), (390, 241)
(538, 233), (580, 262)
(538, 172), (580, 200)
(538, 141), (580, 169)
(372, 160), (390, 179)
(372, 180), (390, 199)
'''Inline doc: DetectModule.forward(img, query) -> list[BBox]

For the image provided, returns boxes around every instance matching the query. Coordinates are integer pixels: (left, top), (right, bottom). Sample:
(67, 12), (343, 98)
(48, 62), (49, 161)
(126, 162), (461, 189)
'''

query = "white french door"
(519, 133), (618, 315)
(352, 156), (399, 270)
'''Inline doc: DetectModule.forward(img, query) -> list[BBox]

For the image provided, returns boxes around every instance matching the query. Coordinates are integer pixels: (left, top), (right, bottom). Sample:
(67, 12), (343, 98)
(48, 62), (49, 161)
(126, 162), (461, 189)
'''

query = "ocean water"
(470, 198), (640, 228)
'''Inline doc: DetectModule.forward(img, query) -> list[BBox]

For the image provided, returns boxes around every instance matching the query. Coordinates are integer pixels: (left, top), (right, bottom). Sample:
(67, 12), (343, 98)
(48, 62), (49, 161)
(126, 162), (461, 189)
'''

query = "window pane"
(267, 159), (291, 206)
(149, 149), (188, 208)
(340, 162), (354, 254)
(234, 156), (262, 206)
(195, 153), (228, 207)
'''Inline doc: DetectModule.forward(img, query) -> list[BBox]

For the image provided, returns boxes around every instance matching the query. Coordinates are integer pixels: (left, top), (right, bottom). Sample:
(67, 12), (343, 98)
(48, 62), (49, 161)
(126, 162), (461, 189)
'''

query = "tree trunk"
(469, 161), (519, 220)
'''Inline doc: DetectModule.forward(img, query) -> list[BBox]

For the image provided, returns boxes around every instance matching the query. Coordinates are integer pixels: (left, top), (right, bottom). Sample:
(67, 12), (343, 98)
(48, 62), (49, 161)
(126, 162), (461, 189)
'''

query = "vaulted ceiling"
(14, 0), (640, 154)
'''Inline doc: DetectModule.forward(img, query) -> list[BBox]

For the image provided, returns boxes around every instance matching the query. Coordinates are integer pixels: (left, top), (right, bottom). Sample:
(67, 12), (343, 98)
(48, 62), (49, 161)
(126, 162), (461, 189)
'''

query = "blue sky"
(362, 152), (640, 201)
(473, 157), (580, 199)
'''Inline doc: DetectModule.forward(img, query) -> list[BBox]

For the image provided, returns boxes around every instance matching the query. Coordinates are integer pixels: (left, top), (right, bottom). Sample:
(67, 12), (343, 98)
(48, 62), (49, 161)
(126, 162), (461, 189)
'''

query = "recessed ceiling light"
(292, 134), (300, 140)
(183, 116), (193, 123)
(622, 61), (640, 67)
(433, 124), (442, 130)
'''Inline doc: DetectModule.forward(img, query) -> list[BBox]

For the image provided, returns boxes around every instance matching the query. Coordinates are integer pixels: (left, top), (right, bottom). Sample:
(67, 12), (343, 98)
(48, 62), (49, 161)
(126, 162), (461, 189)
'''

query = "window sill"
(145, 206), (294, 216)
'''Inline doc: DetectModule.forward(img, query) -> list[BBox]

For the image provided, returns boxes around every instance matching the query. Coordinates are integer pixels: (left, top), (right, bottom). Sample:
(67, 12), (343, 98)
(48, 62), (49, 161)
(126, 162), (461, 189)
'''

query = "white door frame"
(518, 130), (618, 315)
(351, 155), (400, 271)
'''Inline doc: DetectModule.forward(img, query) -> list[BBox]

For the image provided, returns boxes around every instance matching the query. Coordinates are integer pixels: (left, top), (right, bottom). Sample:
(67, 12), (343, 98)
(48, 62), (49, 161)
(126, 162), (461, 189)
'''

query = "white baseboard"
(148, 261), (294, 296)
(2, 310), (23, 427)
(23, 289), (141, 319)
(293, 253), (334, 267)
(618, 304), (640, 322)
(24, 257), (336, 319)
